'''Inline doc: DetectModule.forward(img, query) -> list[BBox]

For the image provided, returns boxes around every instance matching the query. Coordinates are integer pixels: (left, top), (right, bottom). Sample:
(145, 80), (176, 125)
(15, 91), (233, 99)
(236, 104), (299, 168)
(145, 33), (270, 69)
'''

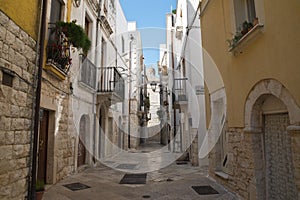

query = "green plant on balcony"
(55, 20), (91, 54)
(227, 21), (255, 49)
(46, 21), (91, 76)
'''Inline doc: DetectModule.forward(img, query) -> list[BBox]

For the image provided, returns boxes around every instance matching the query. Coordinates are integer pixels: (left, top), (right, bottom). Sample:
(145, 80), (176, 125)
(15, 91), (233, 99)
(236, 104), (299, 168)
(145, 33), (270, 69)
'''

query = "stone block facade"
(0, 11), (37, 199)
(0, 9), (77, 199)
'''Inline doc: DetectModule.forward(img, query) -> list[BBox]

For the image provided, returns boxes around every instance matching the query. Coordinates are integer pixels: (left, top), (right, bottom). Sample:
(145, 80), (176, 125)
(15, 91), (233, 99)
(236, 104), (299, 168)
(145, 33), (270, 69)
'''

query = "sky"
(119, 0), (177, 69)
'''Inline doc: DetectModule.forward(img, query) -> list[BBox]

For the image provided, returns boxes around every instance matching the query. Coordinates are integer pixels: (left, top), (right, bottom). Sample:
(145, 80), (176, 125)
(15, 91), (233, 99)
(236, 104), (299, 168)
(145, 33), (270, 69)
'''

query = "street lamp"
(150, 81), (157, 92)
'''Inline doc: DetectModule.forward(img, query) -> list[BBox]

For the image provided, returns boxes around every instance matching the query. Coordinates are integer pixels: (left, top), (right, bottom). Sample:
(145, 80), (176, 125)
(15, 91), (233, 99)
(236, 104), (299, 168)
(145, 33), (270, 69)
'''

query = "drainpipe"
(94, 0), (102, 163)
(171, 27), (176, 152)
(128, 36), (133, 149)
(29, 0), (48, 199)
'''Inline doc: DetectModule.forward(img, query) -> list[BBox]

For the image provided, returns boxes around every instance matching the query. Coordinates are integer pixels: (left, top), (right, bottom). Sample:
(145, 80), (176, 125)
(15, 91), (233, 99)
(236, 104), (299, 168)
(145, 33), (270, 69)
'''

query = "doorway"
(77, 115), (88, 167)
(263, 113), (297, 199)
(37, 110), (49, 183)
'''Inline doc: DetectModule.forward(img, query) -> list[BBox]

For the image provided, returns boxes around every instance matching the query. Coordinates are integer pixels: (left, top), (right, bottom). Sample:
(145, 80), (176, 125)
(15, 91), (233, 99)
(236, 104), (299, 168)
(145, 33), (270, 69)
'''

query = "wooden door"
(37, 110), (49, 182)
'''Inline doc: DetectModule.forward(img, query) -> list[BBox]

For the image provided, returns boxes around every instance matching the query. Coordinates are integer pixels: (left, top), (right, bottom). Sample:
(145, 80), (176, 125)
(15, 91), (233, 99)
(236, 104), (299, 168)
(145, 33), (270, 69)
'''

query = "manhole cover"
(119, 173), (147, 184)
(116, 163), (138, 170)
(63, 182), (90, 191)
(191, 185), (219, 195)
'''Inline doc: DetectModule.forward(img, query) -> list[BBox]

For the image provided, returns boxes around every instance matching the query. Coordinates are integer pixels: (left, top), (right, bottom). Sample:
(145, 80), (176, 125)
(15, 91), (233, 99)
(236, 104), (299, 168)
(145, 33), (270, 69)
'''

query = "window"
(2, 71), (14, 87)
(234, 0), (257, 31)
(84, 15), (92, 55)
(49, 0), (63, 42)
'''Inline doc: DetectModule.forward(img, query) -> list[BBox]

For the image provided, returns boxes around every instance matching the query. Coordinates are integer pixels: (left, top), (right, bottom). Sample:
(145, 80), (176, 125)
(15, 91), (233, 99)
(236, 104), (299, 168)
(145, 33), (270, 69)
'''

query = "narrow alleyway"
(43, 143), (237, 200)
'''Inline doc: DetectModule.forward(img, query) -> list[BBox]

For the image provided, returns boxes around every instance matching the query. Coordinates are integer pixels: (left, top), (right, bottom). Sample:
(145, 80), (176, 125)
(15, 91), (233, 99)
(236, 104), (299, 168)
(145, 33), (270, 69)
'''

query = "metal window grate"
(119, 173), (147, 184)
(63, 182), (90, 191)
(191, 185), (219, 195)
(2, 71), (14, 87)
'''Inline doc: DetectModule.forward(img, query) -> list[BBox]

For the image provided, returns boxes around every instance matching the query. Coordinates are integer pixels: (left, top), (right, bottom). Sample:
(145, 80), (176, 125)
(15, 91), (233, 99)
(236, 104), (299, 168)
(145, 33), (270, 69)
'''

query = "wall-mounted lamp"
(150, 82), (157, 92)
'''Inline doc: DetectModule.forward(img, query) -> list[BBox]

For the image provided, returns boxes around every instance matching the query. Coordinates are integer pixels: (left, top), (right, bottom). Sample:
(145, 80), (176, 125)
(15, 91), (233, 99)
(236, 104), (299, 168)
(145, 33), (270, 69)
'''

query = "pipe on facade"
(29, 0), (48, 199)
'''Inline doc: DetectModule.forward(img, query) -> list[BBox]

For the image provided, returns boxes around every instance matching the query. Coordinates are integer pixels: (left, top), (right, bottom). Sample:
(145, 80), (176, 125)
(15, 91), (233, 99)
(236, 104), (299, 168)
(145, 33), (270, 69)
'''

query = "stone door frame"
(244, 79), (300, 199)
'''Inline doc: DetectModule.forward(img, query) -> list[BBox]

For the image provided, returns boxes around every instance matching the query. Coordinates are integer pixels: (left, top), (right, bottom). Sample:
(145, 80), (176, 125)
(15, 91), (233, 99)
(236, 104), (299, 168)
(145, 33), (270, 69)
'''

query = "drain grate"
(191, 185), (219, 195)
(116, 163), (138, 170)
(119, 173), (147, 184)
(63, 182), (90, 191)
(176, 161), (188, 165)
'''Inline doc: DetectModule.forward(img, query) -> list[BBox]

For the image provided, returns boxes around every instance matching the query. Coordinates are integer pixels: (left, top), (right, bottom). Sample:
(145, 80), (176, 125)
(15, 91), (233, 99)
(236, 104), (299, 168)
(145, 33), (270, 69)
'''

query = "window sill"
(229, 24), (264, 55)
(44, 62), (67, 80)
(215, 171), (229, 180)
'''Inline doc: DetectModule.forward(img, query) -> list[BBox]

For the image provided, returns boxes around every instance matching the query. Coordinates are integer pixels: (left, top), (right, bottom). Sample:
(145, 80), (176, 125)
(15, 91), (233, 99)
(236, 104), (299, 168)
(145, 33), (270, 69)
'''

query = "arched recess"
(244, 79), (300, 199)
(77, 114), (90, 167)
(244, 79), (300, 131)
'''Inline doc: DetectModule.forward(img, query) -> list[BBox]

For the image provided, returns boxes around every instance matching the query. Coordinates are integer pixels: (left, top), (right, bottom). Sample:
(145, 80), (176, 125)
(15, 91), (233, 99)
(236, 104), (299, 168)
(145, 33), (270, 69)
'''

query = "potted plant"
(55, 20), (91, 54)
(36, 179), (45, 200)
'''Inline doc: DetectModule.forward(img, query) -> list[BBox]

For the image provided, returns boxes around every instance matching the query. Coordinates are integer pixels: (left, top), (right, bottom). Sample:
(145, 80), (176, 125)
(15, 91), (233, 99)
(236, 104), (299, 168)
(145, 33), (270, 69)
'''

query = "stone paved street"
(43, 143), (238, 200)
(43, 163), (238, 200)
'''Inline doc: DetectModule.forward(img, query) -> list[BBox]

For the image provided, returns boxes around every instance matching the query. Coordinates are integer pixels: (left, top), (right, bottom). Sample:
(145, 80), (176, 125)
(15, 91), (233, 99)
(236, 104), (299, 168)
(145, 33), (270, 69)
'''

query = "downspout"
(30, 0), (48, 199)
(27, 0), (44, 198)
(171, 27), (176, 152)
(94, 0), (102, 163)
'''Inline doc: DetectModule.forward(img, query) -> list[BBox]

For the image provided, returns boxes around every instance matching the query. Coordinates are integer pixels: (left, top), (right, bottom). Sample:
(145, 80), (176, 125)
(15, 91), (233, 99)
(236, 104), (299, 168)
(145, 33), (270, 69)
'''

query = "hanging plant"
(55, 20), (91, 54)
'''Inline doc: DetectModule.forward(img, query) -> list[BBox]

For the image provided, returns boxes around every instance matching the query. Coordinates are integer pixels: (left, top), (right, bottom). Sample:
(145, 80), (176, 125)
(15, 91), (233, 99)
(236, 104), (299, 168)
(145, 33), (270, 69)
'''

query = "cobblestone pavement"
(43, 143), (238, 200)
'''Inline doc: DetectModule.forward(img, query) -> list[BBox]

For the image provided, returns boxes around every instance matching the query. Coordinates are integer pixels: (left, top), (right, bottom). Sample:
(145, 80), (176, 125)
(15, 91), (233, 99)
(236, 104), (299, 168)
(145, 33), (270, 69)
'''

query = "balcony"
(45, 40), (71, 80)
(98, 67), (124, 104)
(100, 15), (113, 36)
(79, 58), (97, 90)
(173, 77), (188, 108)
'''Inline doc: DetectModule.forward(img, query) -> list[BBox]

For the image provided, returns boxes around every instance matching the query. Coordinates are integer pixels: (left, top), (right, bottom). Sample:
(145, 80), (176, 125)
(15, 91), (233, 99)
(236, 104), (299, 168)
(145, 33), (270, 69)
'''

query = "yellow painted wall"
(0, 0), (40, 40)
(201, 0), (300, 127)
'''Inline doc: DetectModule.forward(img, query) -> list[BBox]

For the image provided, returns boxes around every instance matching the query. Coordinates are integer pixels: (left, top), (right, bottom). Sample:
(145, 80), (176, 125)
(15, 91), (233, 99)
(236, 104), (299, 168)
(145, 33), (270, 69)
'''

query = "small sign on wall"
(195, 85), (205, 95)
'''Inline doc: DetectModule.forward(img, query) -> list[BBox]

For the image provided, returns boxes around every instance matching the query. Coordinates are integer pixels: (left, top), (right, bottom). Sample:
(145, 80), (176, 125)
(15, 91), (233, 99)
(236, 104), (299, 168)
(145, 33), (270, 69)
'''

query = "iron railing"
(80, 58), (97, 89)
(98, 67), (124, 99)
(46, 25), (71, 74)
(174, 77), (188, 101)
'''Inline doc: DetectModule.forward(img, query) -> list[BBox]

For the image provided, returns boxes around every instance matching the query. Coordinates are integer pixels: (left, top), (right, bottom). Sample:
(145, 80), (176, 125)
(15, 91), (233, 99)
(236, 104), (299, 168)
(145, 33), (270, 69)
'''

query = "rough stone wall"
(209, 123), (299, 200)
(0, 11), (37, 199)
(209, 128), (260, 199)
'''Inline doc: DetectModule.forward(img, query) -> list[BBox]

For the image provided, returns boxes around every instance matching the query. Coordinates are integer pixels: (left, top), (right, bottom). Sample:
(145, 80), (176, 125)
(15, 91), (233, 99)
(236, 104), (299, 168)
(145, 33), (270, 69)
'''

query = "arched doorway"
(244, 79), (300, 199)
(77, 115), (89, 167)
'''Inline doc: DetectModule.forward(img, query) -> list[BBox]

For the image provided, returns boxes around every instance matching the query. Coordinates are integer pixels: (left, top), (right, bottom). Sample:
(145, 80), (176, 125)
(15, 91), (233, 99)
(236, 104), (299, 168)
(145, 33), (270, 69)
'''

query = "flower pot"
(36, 190), (44, 200)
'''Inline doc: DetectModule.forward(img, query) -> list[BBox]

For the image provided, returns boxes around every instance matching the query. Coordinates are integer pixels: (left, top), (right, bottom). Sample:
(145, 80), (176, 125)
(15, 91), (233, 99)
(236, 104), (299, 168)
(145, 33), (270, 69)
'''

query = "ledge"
(215, 171), (229, 180)
(44, 63), (67, 80)
(287, 125), (300, 132)
(229, 24), (264, 55)
(243, 127), (262, 134)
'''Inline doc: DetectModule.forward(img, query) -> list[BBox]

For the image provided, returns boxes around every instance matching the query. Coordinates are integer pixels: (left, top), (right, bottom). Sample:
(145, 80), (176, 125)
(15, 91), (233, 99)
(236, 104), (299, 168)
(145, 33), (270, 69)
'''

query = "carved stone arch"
(244, 79), (300, 131)
(243, 79), (300, 199)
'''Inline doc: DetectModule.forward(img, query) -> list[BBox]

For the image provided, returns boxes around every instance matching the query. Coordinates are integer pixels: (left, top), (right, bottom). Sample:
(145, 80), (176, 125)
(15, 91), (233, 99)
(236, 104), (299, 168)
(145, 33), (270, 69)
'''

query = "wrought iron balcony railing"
(46, 43), (71, 74)
(98, 67), (124, 100)
(174, 77), (188, 102)
(80, 58), (97, 89)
